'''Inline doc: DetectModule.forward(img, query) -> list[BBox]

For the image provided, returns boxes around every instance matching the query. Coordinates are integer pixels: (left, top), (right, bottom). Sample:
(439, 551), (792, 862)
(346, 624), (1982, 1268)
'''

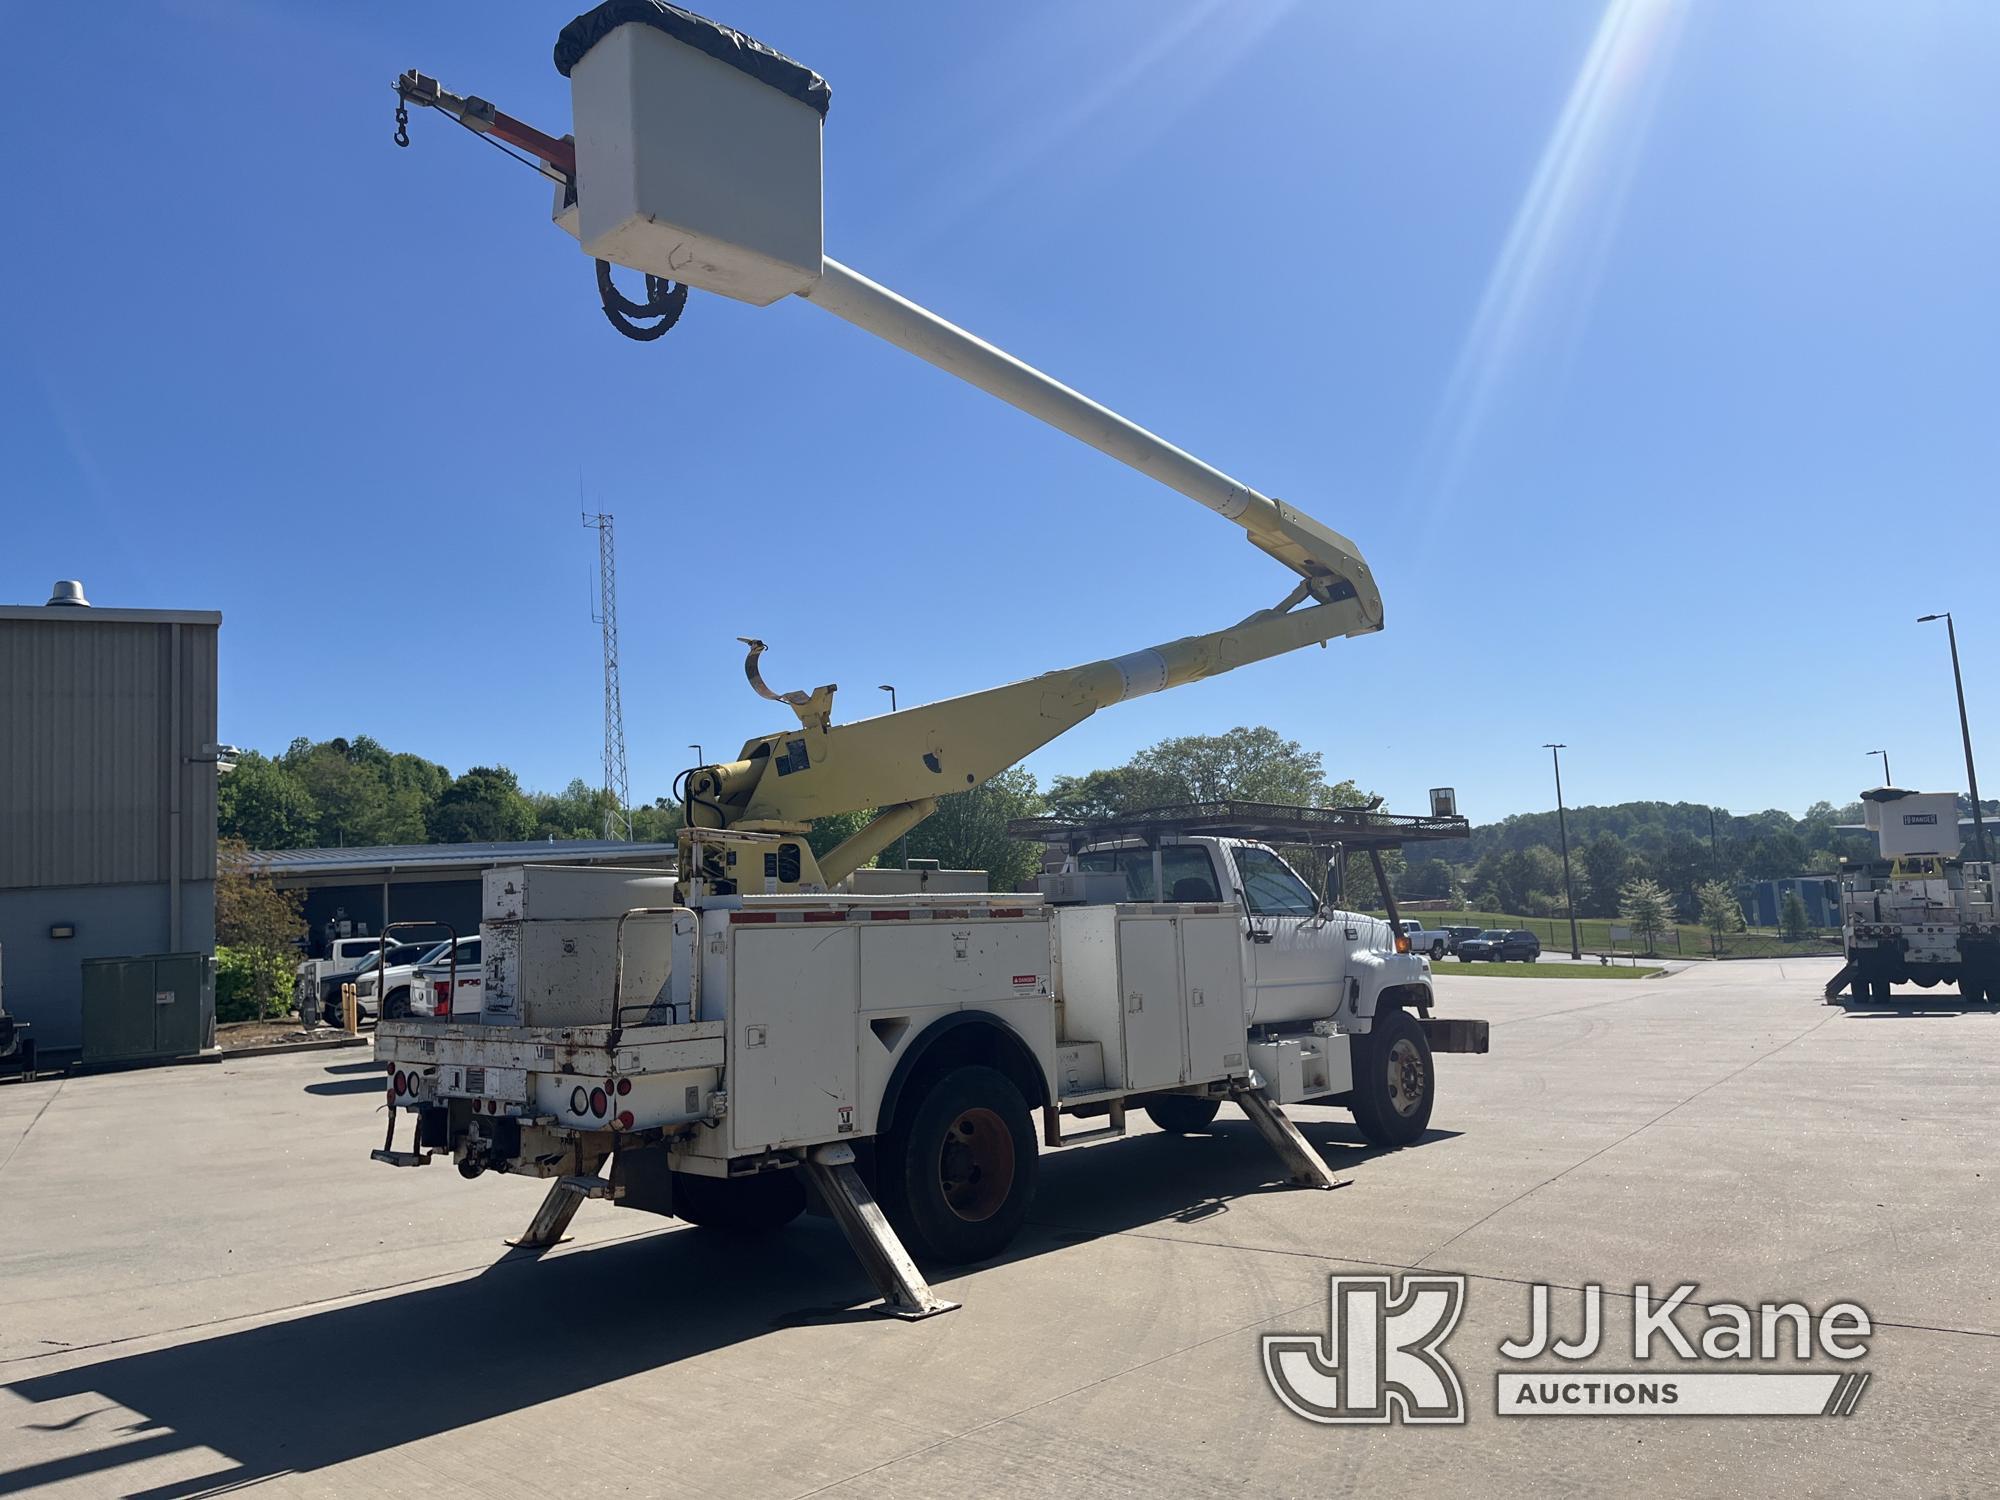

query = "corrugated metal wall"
(0, 615), (218, 890)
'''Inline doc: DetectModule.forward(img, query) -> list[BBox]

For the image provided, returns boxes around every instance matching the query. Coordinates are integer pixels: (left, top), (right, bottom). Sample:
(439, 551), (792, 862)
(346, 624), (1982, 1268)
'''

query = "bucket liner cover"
(554, 0), (831, 118)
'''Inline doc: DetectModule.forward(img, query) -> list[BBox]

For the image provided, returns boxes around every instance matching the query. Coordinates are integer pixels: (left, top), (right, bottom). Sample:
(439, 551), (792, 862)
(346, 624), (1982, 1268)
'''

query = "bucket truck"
(1829, 788), (1999, 1004)
(373, 2), (1486, 1317)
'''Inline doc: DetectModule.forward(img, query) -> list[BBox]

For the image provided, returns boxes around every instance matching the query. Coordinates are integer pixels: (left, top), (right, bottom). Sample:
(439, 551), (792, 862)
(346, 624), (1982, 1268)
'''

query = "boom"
(393, 8), (1386, 884)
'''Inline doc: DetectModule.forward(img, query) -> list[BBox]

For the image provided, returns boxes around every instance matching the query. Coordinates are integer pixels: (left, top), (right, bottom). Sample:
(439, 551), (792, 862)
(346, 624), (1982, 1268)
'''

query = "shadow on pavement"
(0, 1112), (1447, 1494)
(321, 1060), (383, 1077)
(302, 1078), (389, 1097)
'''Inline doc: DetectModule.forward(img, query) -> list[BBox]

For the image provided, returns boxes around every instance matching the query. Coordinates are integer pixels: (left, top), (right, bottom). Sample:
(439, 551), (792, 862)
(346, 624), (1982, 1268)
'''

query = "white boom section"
(800, 260), (1381, 620)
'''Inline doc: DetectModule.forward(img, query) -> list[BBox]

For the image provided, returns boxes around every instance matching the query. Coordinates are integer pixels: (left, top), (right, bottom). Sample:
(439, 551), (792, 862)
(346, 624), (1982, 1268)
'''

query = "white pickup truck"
(1394, 920), (1455, 959)
(373, 833), (1485, 1312)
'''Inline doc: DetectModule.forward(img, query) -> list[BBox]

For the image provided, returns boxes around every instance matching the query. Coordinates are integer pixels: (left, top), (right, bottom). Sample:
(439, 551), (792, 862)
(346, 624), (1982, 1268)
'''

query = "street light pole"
(1544, 743), (1582, 959)
(1868, 749), (1891, 786)
(879, 685), (908, 868)
(1918, 613), (1990, 862)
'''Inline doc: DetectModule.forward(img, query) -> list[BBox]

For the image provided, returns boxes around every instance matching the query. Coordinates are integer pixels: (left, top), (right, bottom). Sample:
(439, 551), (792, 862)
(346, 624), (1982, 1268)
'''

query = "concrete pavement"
(2, 959), (1996, 1497)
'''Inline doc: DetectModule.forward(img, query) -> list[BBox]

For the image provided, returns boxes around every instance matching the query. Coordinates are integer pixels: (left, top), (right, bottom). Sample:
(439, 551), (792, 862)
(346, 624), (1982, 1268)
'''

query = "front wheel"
(878, 1064), (1038, 1265)
(382, 988), (411, 1021)
(1349, 1008), (1435, 1148)
(1144, 1094), (1222, 1134)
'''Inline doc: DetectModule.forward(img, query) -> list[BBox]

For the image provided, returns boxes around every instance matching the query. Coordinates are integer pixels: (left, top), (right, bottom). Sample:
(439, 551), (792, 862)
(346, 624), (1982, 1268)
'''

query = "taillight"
(570, 1085), (589, 1116)
(616, 1111), (635, 1131)
(589, 1087), (608, 1118)
(615, 1077), (632, 1097)
(393, 1071), (408, 1097)
(1395, 934), (1411, 954)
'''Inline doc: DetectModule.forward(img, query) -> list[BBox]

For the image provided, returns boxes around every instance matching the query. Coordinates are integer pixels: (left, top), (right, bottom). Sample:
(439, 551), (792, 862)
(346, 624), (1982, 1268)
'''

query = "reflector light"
(616, 1111), (635, 1130)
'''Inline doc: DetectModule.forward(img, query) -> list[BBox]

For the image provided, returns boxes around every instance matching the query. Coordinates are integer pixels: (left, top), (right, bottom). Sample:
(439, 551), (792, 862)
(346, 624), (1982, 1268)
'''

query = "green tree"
(1778, 889), (1813, 941)
(630, 797), (685, 845)
(1696, 879), (1744, 953)
(1619, 877), (1676, 956)
(431, 766), (536, 843)
(1047, 726), (1364, 818)
(214, 839), (305, 1020)
(1580, 833), (1629, 918)
(216, 752), (319, 849)
(898, 767), (1047, 891)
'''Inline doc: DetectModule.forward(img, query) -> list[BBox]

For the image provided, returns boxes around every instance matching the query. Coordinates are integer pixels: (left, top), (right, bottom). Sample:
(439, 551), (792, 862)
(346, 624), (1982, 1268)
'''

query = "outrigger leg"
(805, 1144), (959, 1320)
(508, 1162), (615, 1251)
(1229, 1085), (1347, 1190)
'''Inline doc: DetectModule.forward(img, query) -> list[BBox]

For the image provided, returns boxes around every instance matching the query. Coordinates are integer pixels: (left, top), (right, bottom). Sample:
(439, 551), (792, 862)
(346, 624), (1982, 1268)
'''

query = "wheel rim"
(938, 1106), (1015, 1222)
(1385, 1037), (1427, 1119)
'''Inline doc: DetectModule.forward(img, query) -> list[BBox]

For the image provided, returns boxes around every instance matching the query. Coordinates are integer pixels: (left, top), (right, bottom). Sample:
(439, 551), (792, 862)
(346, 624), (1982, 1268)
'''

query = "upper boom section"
(539, 1), (1380, 618)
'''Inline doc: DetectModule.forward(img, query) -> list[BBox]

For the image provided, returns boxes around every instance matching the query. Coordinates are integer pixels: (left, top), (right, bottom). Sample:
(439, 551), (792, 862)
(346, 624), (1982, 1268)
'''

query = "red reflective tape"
(870, 910), (910, 921)
(730, 912), (778, 924)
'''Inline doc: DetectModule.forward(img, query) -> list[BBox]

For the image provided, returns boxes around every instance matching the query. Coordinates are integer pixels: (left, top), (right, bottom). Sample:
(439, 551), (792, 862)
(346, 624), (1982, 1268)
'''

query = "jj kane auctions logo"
(1264, 1276), (1873, 1423)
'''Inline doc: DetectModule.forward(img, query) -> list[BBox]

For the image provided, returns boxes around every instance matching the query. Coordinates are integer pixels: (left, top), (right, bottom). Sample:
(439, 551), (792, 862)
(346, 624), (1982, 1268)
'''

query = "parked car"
(299, 941), (436, 1027)
(1393, 920), (1454, 958)
(1457, 929), (1542, 963)
(1443, 925), (1484, 949)
(411, 937), (485, 1020)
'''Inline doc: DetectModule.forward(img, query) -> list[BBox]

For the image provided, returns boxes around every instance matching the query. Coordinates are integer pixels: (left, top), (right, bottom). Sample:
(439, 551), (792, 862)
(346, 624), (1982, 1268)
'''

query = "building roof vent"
(46, 579), (92, 607)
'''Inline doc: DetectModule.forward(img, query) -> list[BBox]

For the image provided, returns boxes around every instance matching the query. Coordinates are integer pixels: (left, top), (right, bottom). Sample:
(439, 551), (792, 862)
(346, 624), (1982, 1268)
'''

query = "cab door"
(1222, 841), (1344, 1023)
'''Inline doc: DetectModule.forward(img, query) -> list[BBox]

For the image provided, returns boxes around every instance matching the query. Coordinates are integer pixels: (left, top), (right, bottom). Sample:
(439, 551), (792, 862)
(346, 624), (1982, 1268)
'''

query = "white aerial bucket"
(557, 3), (827, 306)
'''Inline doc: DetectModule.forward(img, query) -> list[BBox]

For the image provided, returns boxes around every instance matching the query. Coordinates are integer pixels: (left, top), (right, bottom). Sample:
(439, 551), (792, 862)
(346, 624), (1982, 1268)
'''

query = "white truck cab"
(1070, 836), (1426, 1029)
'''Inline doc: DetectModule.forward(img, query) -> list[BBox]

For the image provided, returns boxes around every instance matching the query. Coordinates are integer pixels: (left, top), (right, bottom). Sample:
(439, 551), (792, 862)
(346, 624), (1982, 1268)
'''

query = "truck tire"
(671, 1169), (806, 1234)
(1429, 941), (1446, 959)
(383, 988), (411, 1021)
(1348, 1008), (1435, 1149)
(1144, 1095), (1221, 1134)
(878, 1064), (1037, 1265)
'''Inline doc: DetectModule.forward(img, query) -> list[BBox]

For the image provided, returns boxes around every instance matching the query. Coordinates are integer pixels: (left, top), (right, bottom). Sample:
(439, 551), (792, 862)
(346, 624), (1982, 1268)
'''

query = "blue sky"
(4, 1), (1996, 826)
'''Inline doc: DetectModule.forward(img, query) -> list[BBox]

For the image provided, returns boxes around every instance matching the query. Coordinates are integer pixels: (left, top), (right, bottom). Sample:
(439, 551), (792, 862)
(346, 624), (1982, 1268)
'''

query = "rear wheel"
(1429, 941), (1446, 959)
(1144, 1094), (1222, 1134)
(671, 1169), (806, 1233)
(1349, 1008), (1435, 1148)
(878, 1064), (1037, 1265)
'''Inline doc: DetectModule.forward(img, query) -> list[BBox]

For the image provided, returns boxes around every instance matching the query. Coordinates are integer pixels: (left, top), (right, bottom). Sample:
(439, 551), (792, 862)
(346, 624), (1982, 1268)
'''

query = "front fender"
(1347, 950), (1434, 1024)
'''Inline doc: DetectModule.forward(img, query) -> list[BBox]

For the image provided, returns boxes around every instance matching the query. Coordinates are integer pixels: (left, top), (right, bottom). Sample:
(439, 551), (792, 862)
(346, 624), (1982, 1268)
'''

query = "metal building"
(0, 583), (221, 1058)
(257, 839), (680, 958)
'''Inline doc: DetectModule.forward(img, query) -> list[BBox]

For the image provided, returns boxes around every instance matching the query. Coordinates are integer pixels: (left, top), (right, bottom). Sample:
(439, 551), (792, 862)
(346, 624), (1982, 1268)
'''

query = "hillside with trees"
(218, 729), (1928, 914)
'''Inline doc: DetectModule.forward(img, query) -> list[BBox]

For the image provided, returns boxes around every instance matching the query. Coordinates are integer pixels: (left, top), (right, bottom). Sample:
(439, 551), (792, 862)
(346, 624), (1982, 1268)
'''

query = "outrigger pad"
(554, 0), (832, 117)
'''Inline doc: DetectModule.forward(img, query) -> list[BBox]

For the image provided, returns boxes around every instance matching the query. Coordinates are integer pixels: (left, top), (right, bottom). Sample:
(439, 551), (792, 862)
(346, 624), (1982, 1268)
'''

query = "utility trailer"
(1828, 788), (1999, 1004)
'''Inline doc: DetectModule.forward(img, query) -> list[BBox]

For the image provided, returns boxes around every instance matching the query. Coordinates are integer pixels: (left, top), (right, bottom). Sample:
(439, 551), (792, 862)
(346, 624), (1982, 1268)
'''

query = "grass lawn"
(1440, 961), (1664, 980)
(1390, 909), (1841, 962)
